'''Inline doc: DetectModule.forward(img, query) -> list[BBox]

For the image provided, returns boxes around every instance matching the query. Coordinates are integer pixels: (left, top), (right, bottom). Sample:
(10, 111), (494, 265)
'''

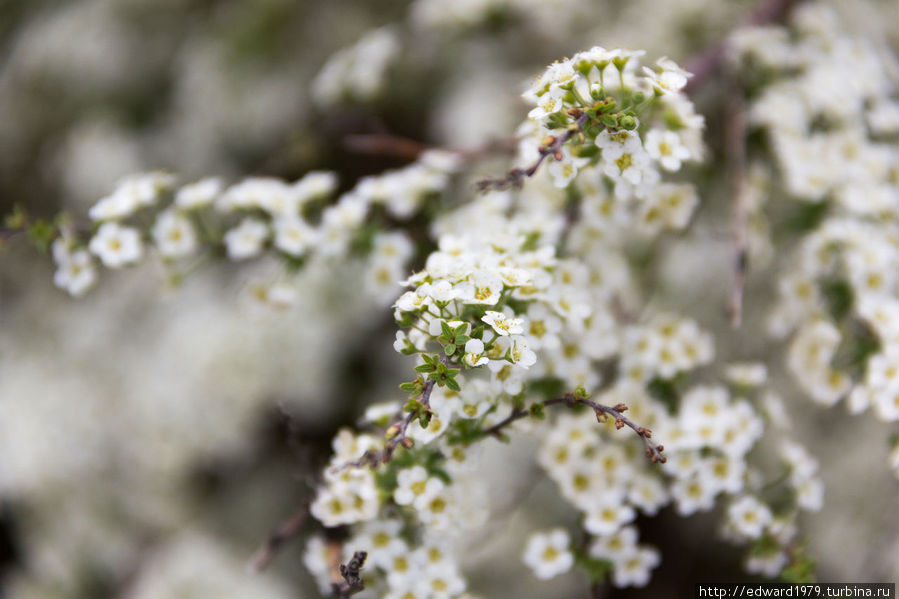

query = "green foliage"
(436, 322), (470, 358)
(3, 205), (62, 253)
(781, 200), (830, 234)
(573, 547), (613, 584)
(647, 376), (681, 408)
(414, 353), (461, 390)
(780, 546), (816, 583)
(819, 277), (853, 322)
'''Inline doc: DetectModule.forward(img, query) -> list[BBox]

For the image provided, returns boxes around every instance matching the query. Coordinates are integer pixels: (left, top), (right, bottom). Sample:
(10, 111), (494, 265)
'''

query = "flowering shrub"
(2, 0), (899, 597)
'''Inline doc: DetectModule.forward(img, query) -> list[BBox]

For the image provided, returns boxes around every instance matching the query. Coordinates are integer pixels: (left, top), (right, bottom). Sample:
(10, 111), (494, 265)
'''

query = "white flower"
(459, 271), (503, 305)
(463, 338), (489, 367)
(394, 466), (443, 508)
(522, 529), (574, 580)
(644, 129), (691, 171)
(481, 310), (524, 336)
(527, 88), (566, 121)
(548, 146), (590, 188)
(589, 526), (639, 562)
(174, 177), (221, 209)
(152, 210), (197, 259)
(52, 242), (97, 296)
(88, 222), (143, 268)
(611, 547), (660, 588)
(670, 474), (717, 516)
(508, 336), (537, 369)
(584, 499), (636, 536)
(273, 217), (317, 257)
(88, 172), (175, 221)
(642, 57), (690, 94)
(223, 218), (268, 260)
(294, 170), (338, 203)
(598, 130), (651, 185)
(725, 362), (768, 387)
(727, 496), (773, 539)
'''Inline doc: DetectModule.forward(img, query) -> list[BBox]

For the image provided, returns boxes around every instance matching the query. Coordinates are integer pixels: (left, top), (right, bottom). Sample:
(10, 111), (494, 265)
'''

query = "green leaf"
(445, 377), (461, 392)
(418, 412), (431, 429)
(443, 344), (456, 356)
(414, 364), (435, 373)
(819, 277), (853, 321)
(440, 321), (454, 338)
(574, 549), (613, 584)
(399, 381), (418, 393)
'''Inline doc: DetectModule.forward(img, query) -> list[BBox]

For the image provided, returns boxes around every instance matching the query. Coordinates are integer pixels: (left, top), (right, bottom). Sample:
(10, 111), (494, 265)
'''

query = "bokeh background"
(1, 0), (898, 597)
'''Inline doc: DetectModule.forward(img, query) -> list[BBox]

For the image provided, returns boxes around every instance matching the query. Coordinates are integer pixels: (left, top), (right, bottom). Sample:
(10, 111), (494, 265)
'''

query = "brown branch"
(331, 550), (367, 598)
(343, 134), (428, 161)
(343, 133), (520, 163)
(726, 74), (749, 328)
(476, 111), (591, 192)
(334, 379), (437, 471)
(247, 505), (309, 573)
(482, 392), (666, 464)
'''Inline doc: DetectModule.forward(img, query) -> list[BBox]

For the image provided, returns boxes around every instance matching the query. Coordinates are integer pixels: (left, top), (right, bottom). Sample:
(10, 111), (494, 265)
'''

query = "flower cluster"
(49, 151), (458, 302)
(736, 5), (899, 477)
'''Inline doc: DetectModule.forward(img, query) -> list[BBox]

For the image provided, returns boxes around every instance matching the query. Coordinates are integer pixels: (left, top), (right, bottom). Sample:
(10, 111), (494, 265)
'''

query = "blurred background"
(1, 0), (898, 597)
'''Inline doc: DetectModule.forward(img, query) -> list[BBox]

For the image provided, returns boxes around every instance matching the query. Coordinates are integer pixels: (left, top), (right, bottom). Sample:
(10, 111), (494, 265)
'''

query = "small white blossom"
(152, 210), (197, 259)
(223, 218), (268, 260)
(88, 222), (143, 268)
(481, 310), (524, 336)
(522, 529), (574, 580)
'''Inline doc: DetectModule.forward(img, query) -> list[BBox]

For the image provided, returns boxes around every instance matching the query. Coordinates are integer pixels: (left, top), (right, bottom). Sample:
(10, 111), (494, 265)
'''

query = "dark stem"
(246, 505), (309, 573)
(476, 112), (591, 192)
(481, 393), (666, 464)
(726, 73), (749, 328)
(334, 378), (437, 471)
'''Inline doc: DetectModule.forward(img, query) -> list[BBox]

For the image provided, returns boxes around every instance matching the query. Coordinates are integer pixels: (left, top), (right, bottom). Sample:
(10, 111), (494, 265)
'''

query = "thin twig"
(481, 393), (666, 464)
(726, 72), (749, 328)
(476, 112), (591, 192)
(343, 133), (520, 163)
(334, 379), (437, 471)
(331, 550), (367, 598)
(343, 134), (428, 161)
(247, 505), (309, 573)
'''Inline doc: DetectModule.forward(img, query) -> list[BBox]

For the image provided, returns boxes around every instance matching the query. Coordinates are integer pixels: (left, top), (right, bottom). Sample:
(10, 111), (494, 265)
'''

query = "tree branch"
(334, 378), (436, 471)
(343, 133), (519, 162)
(246, 504), (309, 573)
(476, 111), (590, 192)
(330, 549), (367, 598)
(726, 74), (749, 328)
(481, 392), (667, 464)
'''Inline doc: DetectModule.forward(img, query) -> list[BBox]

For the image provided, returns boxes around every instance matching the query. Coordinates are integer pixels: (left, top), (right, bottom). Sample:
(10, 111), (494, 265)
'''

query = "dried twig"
(343, 134), (428, 161)
(481, 392), (666, 464)
(476, 112), (590, 192)
(726, 73), (749, 327)
(343, 133), (520, 162)
(247, 505), (309, 573)
(326, 543), (367, 598)
(334, 379), (436, 471)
